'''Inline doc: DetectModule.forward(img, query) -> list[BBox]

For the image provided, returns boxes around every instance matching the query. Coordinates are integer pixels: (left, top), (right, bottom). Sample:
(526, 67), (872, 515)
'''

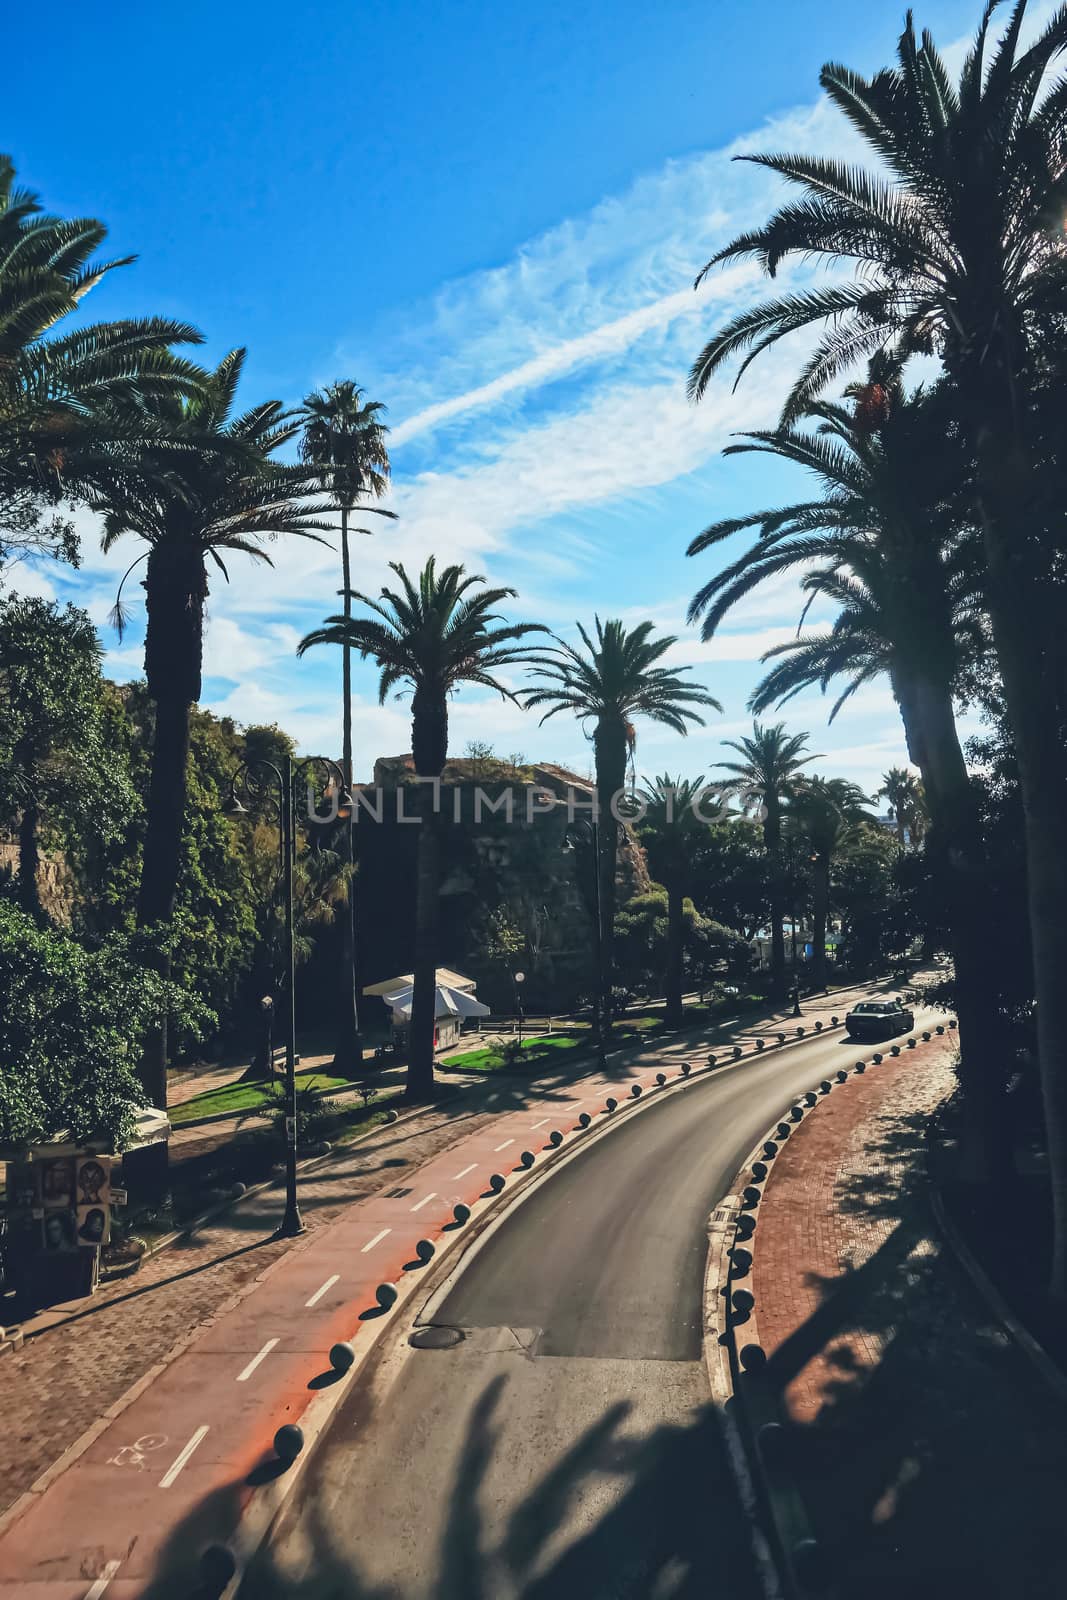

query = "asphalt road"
(245, 1020), (931, 1600)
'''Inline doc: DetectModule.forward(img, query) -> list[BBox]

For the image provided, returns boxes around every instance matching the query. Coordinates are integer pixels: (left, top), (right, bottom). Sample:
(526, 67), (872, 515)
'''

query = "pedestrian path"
(750, 1041), (1067, 1598)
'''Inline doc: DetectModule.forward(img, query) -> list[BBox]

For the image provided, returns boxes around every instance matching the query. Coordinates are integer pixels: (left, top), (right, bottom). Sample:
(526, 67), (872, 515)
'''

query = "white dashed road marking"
(305, 1275), (340, 1308)
(452, 1164), (477, 1180)
(362, 1228), (391, 1253)
(494, 1139), (515, 1152)
(159, 1426), (209, 1488)
(83, 1563), (121, 1599)
(410, 1192), (436, 1212)
(237, 1338), (278, 1382)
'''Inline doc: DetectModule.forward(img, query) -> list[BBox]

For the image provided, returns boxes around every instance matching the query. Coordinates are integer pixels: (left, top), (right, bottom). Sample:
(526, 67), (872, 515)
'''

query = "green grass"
(170, 1070), (352, 1126)
(440, 1032), (585, 1073)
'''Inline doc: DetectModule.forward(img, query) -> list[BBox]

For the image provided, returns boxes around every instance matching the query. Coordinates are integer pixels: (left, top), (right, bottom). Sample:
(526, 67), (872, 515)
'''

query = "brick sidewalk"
(752, 1040), (1067, 1598)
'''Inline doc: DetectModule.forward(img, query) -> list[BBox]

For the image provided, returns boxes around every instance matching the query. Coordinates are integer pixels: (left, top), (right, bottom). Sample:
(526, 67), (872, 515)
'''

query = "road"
(242, 1017), (933, 1600)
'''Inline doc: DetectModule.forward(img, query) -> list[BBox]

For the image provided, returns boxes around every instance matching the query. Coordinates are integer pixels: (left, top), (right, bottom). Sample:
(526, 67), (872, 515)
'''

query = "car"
(845, 998), (915, 1041)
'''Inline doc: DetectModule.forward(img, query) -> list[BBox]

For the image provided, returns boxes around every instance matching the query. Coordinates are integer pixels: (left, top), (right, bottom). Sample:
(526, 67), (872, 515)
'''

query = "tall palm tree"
(877, 767), (926, 849)
(713, 723), (817, 1000)
(788, 777), (872, 990)
(689, 379), (1005, 1173)
(298, 558), (545, 1099)
(637, 774), (718, 1025)
(0, 153), (203, 513)
(686, 4), (1067, 1291)
(97, 351), (333, 1107)
(298, 381), (394, 1074)
(525, 619), (721, 1031)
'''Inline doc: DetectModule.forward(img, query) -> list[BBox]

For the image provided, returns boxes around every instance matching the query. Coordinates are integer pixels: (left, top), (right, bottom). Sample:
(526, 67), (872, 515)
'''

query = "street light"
(562, 818), (608, 1067)
(513, 970), (526, 1049)
(223, 753), (352, 1239)
(261, 994), (276, 1085)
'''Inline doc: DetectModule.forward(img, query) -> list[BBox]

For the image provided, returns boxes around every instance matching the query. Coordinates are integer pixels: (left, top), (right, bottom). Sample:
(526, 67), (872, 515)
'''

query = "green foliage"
(0, 902), (211, 1147)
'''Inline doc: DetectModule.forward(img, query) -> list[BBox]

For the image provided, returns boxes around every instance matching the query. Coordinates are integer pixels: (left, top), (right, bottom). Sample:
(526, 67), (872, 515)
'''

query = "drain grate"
(386, 1186), (413, 1198)
(409, 1325), (465, 1350)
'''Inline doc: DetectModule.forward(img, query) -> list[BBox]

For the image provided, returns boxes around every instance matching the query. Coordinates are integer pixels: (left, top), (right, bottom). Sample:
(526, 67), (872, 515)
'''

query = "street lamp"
(513, 970), (526, 1048)
(223, 753), (352, 1239)
(563, 818), (609, 1067)
(260, 994), (276, 1085)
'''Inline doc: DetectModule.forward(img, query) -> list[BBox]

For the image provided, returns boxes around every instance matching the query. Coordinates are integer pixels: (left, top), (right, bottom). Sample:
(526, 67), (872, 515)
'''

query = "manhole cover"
(409, 1325), (465, 1350)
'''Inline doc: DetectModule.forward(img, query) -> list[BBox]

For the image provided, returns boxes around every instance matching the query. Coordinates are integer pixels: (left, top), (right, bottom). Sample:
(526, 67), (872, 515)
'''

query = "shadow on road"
(139, 1375), (760, 1600)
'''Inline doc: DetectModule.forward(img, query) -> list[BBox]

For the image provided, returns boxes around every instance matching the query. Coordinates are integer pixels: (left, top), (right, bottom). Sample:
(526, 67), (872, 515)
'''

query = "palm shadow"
(139, 1373), (761, 1600)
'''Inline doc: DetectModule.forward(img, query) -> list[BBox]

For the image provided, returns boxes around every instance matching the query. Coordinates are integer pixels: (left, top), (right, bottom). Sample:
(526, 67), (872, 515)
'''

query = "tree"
(713, 723), (817, 999)
(298, 381), (393, 1073)
(691, 379), (1002, 1172)
(0, 153), (203, 516)
(0, 596), (131, 920)
(788, 777), (872, 990)
(636, 774), (719, 1025)
(0, 902), (209, 1150)
(95, 352), (332, 1106)
(877, 767), (927, 849)
(298, 558), (544, 1099)
(525, 619), (720, 1032)
(686, 3), (1067, 1293)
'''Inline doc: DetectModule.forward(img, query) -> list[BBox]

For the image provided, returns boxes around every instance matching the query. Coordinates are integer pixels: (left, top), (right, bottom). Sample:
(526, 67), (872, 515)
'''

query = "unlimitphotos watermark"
(304, 780), (734, 828)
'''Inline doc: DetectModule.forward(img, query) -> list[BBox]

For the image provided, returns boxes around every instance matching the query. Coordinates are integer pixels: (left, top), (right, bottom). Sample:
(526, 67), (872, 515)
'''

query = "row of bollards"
(724, 1016), (956, 1597)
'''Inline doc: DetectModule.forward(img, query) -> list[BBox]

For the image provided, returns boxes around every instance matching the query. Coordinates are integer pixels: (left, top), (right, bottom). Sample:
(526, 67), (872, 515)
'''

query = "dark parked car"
(845, 998), (915, 1041)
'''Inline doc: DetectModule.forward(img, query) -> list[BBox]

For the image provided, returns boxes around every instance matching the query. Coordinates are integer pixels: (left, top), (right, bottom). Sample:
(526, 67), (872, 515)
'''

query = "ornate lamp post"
(563, 819), (608, 1067)
(513, 969), (526, 1049)
(223, 754), (352, 1238)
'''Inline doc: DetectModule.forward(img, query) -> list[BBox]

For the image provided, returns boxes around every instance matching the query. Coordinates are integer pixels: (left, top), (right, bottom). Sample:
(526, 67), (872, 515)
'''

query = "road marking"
(410, 1192), (436, 1212)
(494, 1139), (514, 1152)
(237, 1338), (278, 1382)
(160, 1426), (209, 1488)
(452, 1163), (477, 1180)
(531, 1117), (551, 1129)
(362, 1228), (391, 1253)
(488, 1093), (501, 1104)
(305, 1274), (340, 1308)
(83, 1562), (121, 1599)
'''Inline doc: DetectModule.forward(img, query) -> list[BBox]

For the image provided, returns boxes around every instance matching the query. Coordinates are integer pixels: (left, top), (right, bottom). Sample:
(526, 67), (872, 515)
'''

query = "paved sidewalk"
(752, 1039), (1067, 1598)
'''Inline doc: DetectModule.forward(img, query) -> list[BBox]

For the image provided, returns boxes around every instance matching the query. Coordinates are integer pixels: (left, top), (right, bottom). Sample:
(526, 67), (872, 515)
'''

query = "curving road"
(244, 1017), (933, 1600)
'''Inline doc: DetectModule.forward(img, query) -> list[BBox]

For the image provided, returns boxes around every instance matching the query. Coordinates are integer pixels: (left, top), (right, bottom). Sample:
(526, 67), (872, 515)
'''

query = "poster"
(75, 1158), (111, 1250)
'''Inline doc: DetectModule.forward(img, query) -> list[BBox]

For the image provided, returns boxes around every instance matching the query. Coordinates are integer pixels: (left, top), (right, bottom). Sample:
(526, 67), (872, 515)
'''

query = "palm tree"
(525, 619), (721, 1032)
(877, 767), (926, 849)
(687, 4), (1067, 1291)
(713, 723), (817, 1000)
(789, 777), (871, 990)
(689, 379), (1004, 1173)
(298, 381), (394, 1074)
(637, 774), (719, 1025)
(0, 153), (203, 514)
(96, 351), (333, 1107)
(298, 558), (545, 1099)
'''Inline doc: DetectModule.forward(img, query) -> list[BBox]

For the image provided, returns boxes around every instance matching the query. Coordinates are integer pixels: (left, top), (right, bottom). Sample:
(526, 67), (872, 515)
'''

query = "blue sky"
(7, 0), (999, 788)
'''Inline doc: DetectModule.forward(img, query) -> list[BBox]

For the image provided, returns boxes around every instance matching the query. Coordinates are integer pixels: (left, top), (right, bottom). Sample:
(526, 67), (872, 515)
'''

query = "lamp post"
(513, 970), (526, 1048)
(224, 754), (352, 1239)
(563, 819), (608, 1067)
(260, 994), (275, 1085)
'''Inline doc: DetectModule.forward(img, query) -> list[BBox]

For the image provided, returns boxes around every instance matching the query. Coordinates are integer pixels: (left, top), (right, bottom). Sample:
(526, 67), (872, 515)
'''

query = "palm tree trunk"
(593, 721), (628, 1031)
(665, 882), (684, 1027)
(951, 340), (1067, 1291)
(895, 668), (1009, 1183)
(408, 796), (440, 1100)
(17, 793), (42, 921)
(811, 857), (829, 992)
(136, 538), (205, 1113)
(136, 690), (192, 1108)
(335, 503), (362, 1075)
(765, 800), (786, 1000)
(407, 686), (449, 1100)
